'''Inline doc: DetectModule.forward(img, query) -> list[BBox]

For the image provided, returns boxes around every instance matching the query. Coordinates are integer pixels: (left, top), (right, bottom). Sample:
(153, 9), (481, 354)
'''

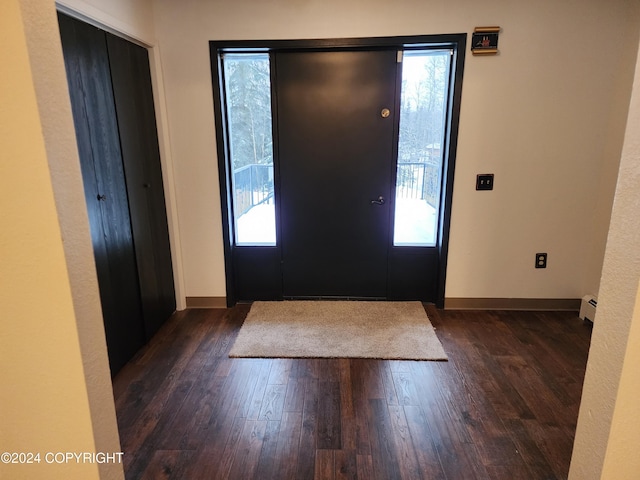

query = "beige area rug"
(229, 301), (448, 360)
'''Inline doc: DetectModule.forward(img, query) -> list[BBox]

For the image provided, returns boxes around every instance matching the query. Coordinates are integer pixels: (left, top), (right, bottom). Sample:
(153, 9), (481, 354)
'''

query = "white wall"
(569, 31), (640, 479)
(153, 0), (640, 302)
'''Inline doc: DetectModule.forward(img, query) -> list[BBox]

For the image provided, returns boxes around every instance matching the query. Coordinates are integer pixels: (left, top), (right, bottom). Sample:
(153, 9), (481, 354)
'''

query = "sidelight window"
(394, 50), (451, 246)
(221, 53), (276, 245)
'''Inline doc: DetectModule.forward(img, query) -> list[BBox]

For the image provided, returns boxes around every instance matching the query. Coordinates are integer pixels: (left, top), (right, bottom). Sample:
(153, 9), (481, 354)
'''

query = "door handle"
(370, 196), (385, 205)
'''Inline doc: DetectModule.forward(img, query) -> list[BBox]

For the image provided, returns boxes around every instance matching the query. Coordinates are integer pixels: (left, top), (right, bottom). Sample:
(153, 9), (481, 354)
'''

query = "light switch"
(476, 174), (494, 190)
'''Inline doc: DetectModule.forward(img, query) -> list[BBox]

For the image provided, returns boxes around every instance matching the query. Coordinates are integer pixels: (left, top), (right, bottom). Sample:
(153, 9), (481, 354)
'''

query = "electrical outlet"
(535, 253), (547, 269)
(476, 174), (494, 190)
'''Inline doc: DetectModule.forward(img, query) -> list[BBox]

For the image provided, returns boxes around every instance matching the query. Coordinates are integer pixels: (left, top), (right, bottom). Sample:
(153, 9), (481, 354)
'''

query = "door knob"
(370, 196), (385, 205)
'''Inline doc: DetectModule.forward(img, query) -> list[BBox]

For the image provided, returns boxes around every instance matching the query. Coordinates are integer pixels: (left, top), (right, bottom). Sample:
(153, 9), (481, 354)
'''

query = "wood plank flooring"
(112, 304), (592, 479)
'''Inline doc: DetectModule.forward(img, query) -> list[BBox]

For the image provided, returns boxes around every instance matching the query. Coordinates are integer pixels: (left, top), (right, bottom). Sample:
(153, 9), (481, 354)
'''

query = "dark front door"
(212, 36), (466, 306)
(275, 50), (398, 298)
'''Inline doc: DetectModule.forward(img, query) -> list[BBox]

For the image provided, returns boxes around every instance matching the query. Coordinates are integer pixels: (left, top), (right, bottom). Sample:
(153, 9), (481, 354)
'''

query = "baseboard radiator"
(579, 295), (597, 323)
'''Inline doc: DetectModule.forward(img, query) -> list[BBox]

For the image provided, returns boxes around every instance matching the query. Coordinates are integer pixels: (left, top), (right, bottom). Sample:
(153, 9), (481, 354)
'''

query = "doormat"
(229, 301), (448, 360)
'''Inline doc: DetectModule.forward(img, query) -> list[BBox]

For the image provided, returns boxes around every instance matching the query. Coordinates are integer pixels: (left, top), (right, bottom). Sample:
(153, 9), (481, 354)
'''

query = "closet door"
(106, 34), (176, 339)
(58, 13), (145, 374)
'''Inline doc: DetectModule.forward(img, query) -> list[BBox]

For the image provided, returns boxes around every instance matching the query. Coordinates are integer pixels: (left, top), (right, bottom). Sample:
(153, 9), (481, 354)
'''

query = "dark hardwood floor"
(112, 304), (592, 479)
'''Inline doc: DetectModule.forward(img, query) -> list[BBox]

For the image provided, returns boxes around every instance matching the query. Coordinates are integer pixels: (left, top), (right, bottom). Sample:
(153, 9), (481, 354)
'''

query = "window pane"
(223, 53), (275, 245)
(394, 50), (451, 246)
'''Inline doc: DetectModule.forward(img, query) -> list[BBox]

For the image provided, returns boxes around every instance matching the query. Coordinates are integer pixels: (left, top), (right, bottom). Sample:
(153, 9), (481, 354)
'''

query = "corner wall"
(569, 33), (640, 479)
(0, 0), (118, 478)
(19, 0), (125, 478)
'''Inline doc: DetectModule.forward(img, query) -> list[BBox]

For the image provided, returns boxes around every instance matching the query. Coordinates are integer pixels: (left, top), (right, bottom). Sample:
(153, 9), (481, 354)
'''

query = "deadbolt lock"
(381, 108), (390, 118)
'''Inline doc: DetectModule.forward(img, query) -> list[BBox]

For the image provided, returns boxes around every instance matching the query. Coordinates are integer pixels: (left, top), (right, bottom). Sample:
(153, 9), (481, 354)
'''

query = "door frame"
(210, 34), (466, 307)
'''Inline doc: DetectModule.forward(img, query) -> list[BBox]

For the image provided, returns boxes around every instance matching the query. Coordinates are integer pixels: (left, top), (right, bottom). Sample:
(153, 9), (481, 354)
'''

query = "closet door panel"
(58, 13), (145, 374)
(57, 15), (105, 262)
(106, 34), (176, 338)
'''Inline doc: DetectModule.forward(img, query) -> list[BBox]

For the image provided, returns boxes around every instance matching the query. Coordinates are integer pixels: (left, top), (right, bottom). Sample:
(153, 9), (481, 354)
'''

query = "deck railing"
(234, 160), (440, 216)
(396, 160), (440, 207)
(233, 163), (274, 216)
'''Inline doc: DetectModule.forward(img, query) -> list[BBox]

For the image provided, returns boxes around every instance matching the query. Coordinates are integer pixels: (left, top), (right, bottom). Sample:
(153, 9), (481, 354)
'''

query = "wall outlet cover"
(535, 253), (547, 268)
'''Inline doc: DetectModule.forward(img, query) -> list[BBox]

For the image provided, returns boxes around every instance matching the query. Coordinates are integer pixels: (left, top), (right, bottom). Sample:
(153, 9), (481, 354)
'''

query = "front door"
(212, 35), (466, 305)
(275, 50), (398, 298)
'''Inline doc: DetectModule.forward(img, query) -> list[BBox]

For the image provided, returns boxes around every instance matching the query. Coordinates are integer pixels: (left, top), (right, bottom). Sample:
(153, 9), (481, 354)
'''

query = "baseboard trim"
(185, 296), (580, 311)
(185, 296), (227, 308)
(444, 297), (581, 311)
